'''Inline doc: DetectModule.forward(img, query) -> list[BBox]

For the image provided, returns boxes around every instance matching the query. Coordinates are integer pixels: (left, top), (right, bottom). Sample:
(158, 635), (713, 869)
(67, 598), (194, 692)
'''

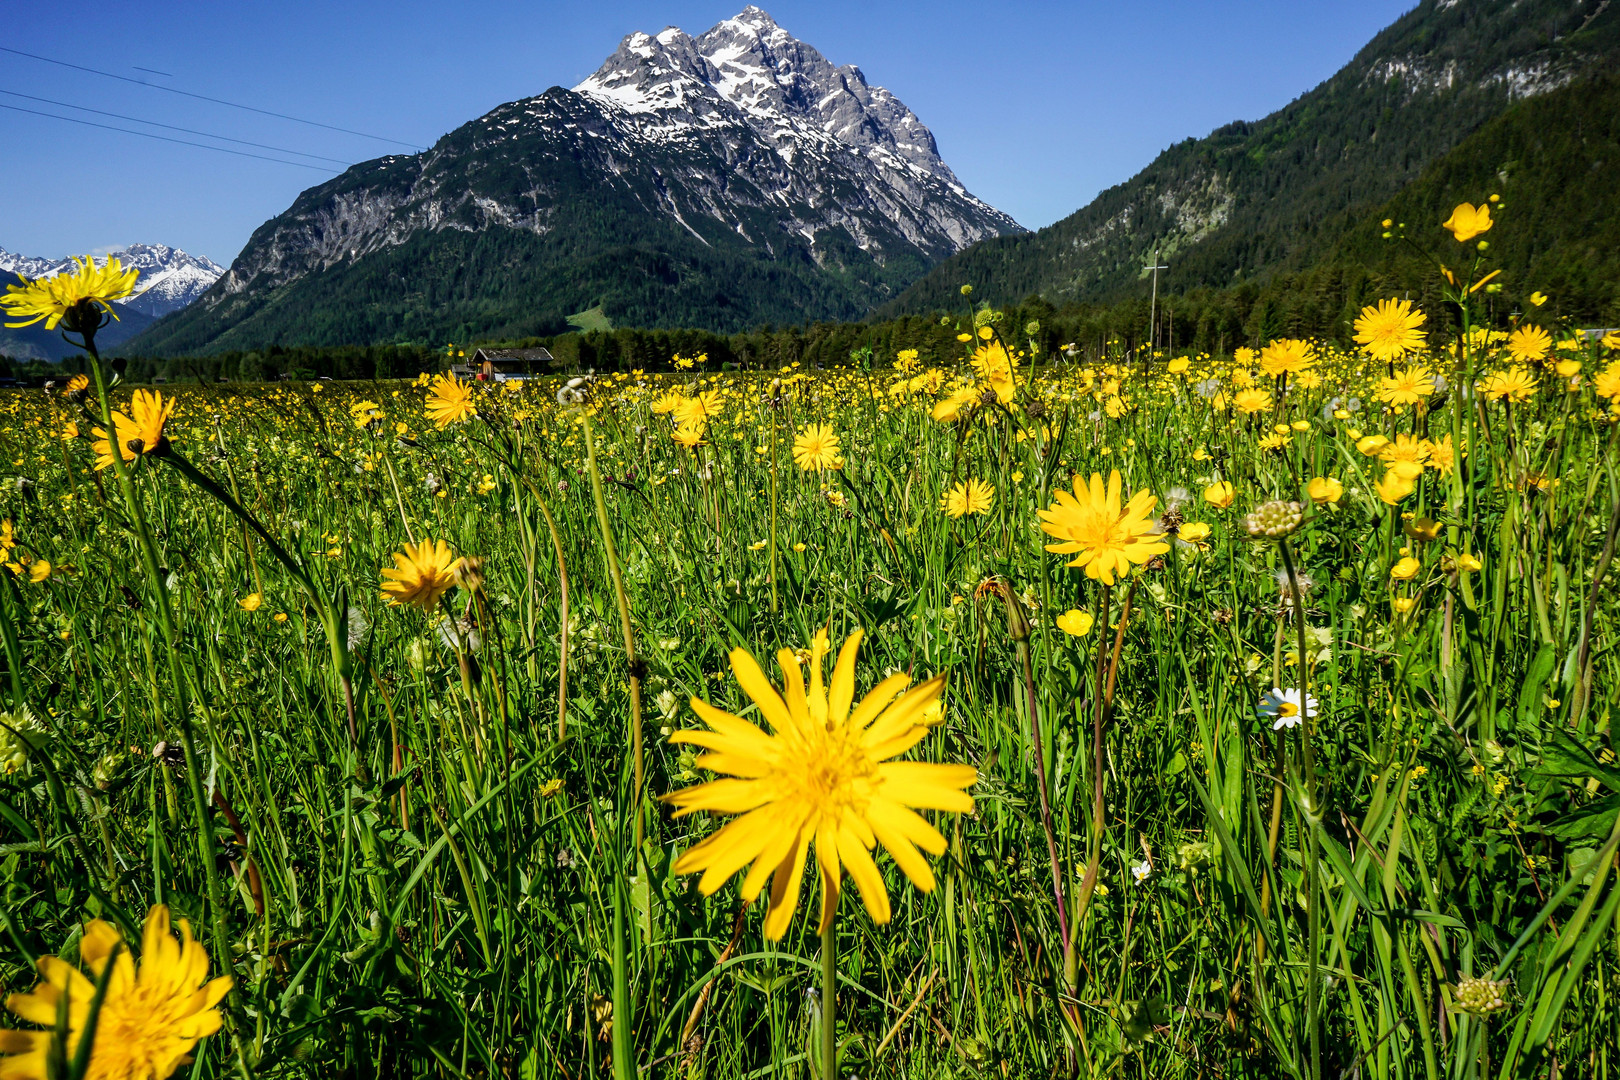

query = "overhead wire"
(0, 89), (355, 167)
(0, 45), (425, 151)
(0, 102), (337, 171)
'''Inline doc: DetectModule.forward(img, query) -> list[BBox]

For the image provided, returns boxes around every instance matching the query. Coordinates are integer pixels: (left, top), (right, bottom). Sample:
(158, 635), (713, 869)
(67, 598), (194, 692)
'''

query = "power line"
(0, 89), (355, 167)
(0, 102), (336, 171)
(0, 45), (425, 151)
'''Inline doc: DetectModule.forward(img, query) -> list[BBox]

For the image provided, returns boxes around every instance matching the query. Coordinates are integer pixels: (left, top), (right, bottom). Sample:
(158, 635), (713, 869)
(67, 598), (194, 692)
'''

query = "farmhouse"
(451, 346), (555, 381)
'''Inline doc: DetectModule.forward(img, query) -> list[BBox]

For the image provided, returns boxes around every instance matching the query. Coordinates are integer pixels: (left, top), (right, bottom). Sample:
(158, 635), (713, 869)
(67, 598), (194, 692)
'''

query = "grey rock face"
(203, 7), (1017, 309)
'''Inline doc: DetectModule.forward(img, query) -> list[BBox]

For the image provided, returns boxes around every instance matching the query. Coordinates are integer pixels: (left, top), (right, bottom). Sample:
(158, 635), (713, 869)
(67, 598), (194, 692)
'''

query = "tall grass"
(0, 316), (1617, 1078)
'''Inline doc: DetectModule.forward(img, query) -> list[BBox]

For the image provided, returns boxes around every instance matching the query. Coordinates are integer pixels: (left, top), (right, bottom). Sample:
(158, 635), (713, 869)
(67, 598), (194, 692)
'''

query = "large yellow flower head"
(1376, 364), (1437, 407)
(940, 479), (994, 518)
(1354, 299), (1426, 362)
(792, 423), (843, 471)
(1506, 325), (1551, 364)
(424, 374), (476, 428)
(0, 905), (232, 1080)
(663, 629), (976, 939)
(1232, 388), (1272, 415)
(0, 256), (140, 331)
(91, 390), (173, 470)
(380, 538), (463, 609)
(1478, 367), (1538, 404)
(1038, 470), (1170, 585)
(1257, 338), (1315, 377)
(1442, 203), (1493, 242)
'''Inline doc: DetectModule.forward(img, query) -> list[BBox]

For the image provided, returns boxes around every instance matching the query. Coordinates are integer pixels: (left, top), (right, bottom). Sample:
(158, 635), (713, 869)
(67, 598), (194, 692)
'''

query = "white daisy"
(1258, 686), (1319, 730)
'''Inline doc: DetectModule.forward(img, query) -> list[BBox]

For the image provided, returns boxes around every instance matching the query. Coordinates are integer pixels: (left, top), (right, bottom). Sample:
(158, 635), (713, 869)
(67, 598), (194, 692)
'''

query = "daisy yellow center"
(1277, 702), (1299, 718)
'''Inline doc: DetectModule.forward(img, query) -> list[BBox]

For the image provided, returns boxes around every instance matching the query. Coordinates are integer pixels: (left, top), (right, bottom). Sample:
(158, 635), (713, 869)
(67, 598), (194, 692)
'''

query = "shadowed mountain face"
(128, 7), (1020, 354)
(886, 0), (1620, 316)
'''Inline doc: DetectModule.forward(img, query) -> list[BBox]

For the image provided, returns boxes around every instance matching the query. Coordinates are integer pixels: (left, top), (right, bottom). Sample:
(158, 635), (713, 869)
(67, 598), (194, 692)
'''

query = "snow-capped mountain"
(0, 244), (224, 318)
(130, 7), (1020, 353)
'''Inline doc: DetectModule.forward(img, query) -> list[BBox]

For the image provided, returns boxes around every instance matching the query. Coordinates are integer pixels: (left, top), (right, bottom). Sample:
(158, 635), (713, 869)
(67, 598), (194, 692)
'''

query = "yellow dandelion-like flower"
(930, 388), (976, 423)
(1354, 299), (1426, 362)
(1376, 364), (1437, 406)
(1593, 366), (1620, 399)
(1379, 433), (1431, 470)
(1257, 338), (1314, 377)
(91, 390), (173, 471)
(940, 479), (994, 518)
(1, 256), (140, 330)
(1232, 388), (1272, 415)
(380, 538), (462, 609)
(672, 423), (707, 450)
(1506, 326), (1551, 364)
(424, 374), (476, 428)
(792, 424), (843, 471)
(662, 629), (976, 939)
(0, 905), (231, 1080)
(650, 391), (685, 415)
(1039, 470), (1169, 585)
(1478, 367), (1538, 403)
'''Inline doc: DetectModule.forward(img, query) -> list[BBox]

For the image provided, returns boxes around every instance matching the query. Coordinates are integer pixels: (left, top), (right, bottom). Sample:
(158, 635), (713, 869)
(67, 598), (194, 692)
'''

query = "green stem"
(821, 915), (837, 1079)
(1280, 539), (1320, 1080)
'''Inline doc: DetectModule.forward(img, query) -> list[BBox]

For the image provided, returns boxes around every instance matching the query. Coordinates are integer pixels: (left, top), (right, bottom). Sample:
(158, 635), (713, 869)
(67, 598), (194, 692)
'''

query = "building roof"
(473, 347), (554, 362)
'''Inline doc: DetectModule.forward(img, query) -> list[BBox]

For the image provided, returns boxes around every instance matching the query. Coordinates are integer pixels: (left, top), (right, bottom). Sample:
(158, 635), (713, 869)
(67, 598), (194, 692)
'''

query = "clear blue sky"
(3, 0), (1415, 267)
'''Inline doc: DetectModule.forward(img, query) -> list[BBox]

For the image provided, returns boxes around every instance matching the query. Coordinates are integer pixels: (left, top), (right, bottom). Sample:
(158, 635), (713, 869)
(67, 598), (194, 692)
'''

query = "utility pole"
(1146, 248), (1169, 350)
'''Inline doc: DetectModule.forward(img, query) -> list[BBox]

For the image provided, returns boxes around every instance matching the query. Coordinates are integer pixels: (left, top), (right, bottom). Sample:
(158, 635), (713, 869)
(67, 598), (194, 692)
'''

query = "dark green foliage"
(889, 0), (1620, 319)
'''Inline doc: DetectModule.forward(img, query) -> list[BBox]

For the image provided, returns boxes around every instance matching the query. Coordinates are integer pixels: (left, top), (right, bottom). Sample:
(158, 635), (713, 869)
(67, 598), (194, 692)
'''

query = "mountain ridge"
(884, 0), (1620, 317)
(127, 8), (1017, 355)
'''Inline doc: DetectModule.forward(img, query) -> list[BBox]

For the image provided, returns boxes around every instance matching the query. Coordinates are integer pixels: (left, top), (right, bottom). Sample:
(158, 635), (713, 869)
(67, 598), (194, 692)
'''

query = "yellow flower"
(1176, 522), (1212, 548)
(1038, 470), (1169, 585)
(662, 629), (976, 939)
(1455, 552), (1483, 573)
(349, 400), (382, 429)
(425, 374), (476, 428)
(792, 424), (843, 471)
(1257, 431), (1289, 452)
(0, 905), (231, 1080)
(1307, 476), (1343, 505)
(91, 390), (173, 470)
(1375, 465), (1421, 505)
(1379, 433), (1431, 470)
(1506, 326), (1551, 364)
(1356, 434), (1391, 456)
(1555, 359), (1581, 379)
(650, 390), (685, 415)
(1056, 609), (1094, 636)
(672, 423), (707, 450)
(1232, 388), (1272, 415)
(1529, 291), (1548, 307)
(1442, 202), (1493, 242)
(26, 560), (52, 584)
(1376, 365), (1437, 407)
(930, 388), (976, 423)
(678, 390), (724, 425)
(1404, 517), (1442, 542)
(0, 255), (140, 330)
(940, 479), (994, 518)
(1390, 556), (1422, 580)
(1203, 481), (1235, 509)
(238, 593), (263, 612)
(0, 520), (13, 554)
(380, 538), (462, 609)
(1258, 339), (1315, 377)
(1593, 366), (1620, 399)
(1167, 356), (1190, 374)
(1478, 367), (1538, 403)
(1392, 597), (1417, 615)
(1354, 299), (1426, 361)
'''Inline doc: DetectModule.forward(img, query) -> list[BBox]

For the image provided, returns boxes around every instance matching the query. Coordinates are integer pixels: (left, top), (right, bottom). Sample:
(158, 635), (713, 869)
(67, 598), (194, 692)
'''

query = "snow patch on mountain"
(0, 244), (224, 318)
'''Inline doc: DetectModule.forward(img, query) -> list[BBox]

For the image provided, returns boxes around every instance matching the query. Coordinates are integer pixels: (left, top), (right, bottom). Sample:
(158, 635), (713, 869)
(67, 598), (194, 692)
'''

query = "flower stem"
(821, 915), (837, 1079)
(1279, 539), (1320, 1080)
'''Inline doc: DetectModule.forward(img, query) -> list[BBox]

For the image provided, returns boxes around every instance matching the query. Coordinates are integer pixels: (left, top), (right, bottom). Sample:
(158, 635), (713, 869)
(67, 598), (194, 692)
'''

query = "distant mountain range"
(887, 0), (1620, 321)
(1, 244), (223, 361)
(126, 7), (1019, 355)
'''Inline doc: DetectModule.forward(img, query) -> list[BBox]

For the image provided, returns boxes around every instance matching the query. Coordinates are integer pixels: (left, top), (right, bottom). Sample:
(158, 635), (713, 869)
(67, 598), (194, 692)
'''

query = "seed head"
(1454, 977), (1510, 1018)
(1243, 500), (1304, 539)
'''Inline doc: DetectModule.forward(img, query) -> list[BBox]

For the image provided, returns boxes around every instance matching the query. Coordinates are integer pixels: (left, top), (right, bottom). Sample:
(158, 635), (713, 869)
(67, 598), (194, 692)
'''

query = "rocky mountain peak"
(0, 243), (223, 318)
(574, 8), (960, 186)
